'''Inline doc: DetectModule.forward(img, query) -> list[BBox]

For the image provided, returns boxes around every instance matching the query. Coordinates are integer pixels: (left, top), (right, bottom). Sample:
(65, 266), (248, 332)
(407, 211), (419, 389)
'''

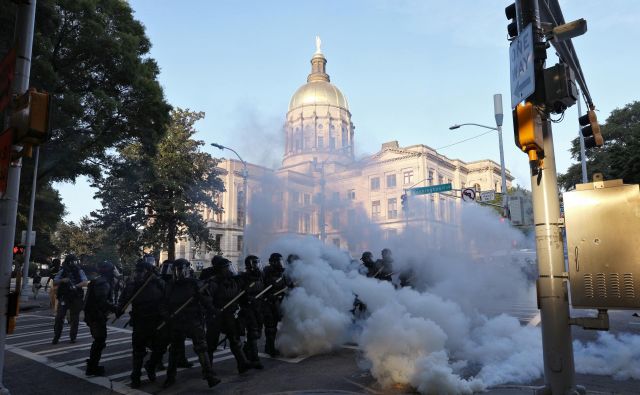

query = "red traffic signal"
(13, 245), (25, 255)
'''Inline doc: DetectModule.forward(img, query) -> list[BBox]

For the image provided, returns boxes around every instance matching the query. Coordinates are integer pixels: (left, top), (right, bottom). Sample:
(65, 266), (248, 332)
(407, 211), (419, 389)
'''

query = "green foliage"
(559, 101), (640, 190)
(51, 217), (120, 267)
(93, 109), (225, 261)
(1, 0), (170, 259)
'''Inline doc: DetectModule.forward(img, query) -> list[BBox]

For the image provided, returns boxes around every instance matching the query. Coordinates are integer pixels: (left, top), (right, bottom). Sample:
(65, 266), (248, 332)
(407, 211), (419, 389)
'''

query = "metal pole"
(519, 0), (577, 393)
(494, 94), (508, 216)
(20, 145), (39, 301)
(241, 163), (248, 260)
(577, 95), (588, 183)
(0, 2), (37, 393)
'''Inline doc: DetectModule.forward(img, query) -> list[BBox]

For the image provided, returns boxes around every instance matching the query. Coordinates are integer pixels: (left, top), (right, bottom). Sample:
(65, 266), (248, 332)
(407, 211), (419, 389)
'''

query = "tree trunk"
(167, 225), (176, 261)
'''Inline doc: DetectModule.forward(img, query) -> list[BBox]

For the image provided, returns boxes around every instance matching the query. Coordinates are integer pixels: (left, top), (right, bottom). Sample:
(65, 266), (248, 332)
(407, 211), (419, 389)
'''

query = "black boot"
(197, 352), (220, 388)
(163, 375), (175, 389)
(230, 341), (251, 374)
(264, 332), (280, 358)
(246, 339), (263, 369)
(130, 352), (144, 388)
(85, 359), (105, 376)
(144, 360), (157, 382)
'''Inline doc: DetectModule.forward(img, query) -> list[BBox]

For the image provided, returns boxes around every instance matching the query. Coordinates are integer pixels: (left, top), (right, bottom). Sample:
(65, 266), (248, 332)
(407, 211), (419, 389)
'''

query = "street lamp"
(211, 143), (248, 260)
(449, 94), (508, 217)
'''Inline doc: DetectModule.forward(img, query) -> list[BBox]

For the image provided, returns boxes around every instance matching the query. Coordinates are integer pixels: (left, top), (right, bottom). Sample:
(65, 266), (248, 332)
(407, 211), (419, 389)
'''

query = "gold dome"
(288, 80), (349, 112)
(288, 39), (349, 112)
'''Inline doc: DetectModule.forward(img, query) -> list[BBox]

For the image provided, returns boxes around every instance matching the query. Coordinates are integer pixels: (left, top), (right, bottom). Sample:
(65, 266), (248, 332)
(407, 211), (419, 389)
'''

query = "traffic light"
(12, 244), (24, 255)
(9, 88), (50, 157)
(401, 194), (408, 211)
(505, 2), (518, 39)
(513, 101), (544, 162)
(579, 110), (603, 148)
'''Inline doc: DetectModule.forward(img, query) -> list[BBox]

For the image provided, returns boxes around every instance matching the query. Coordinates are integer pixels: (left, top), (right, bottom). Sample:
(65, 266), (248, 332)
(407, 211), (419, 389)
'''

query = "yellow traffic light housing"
(10, 88), (50, 156)
(513, 101), (543, 162)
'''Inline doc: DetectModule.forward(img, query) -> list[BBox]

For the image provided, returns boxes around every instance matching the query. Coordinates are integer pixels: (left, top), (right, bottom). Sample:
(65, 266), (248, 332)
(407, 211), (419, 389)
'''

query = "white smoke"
(245, 186), (636, 393)
(574, 332), (640, 380)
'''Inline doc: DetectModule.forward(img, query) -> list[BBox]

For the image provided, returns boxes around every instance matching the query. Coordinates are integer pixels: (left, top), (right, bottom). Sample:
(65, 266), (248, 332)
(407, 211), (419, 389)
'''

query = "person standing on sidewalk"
(52, 255), (88, 344)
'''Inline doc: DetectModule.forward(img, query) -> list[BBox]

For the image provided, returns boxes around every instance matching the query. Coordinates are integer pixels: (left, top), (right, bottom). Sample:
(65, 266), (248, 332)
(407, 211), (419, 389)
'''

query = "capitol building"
(169, 40), (513, 268)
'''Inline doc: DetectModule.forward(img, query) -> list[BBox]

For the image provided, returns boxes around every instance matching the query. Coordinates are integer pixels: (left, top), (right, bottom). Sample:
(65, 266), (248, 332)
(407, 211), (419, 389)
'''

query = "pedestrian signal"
(13, 244), (25, 255)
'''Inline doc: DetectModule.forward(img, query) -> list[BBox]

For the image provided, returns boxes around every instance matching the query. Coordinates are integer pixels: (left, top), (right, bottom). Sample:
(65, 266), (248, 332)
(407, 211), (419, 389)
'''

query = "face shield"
(173, 264), (191, 281)
(144, 255), (156, 266)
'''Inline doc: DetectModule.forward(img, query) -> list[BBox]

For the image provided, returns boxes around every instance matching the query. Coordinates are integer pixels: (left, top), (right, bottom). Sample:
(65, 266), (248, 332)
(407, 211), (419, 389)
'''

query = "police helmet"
(211, 255), (231, 269)
(135, 258), (154, 272)
(63, 254), (79, 267)
(361, 251), (373, 261)
(245, 255), (259, 266)
(269, 253), (282, 263)
(97, 260), (114, 274)
(173, 258), (191, 279)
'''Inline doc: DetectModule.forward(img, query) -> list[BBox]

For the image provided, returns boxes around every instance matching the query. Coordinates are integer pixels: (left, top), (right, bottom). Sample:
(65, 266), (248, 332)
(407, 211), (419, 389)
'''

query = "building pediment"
(365, 148), (422, 165)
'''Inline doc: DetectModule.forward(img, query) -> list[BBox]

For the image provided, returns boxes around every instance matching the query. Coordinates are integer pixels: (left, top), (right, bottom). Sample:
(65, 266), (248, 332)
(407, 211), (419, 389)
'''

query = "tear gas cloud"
(241, 185), (640, 393)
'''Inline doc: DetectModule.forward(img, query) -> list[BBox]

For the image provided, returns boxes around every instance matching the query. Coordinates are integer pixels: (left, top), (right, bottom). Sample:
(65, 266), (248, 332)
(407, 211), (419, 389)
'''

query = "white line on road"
(38, 337), (131, 355)
(6, 345), (151, 395)
(54, 349), (133, 367)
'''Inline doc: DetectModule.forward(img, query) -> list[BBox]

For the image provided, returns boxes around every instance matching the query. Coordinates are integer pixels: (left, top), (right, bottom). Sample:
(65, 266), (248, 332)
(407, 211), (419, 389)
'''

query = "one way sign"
(509, 23), (535, 108)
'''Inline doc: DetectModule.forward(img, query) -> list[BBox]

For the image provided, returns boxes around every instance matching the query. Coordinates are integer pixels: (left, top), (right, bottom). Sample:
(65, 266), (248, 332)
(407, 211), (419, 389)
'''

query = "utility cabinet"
(564, 179), (640, 309)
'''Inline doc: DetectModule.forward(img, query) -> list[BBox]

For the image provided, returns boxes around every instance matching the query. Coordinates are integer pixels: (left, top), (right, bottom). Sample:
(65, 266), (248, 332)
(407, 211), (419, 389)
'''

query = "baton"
(272, 286), (289, 297)
(221, 282), (255, 311)
(157, 282), (210, 330)
(111, 273), (155, 324)
(253, 277), (283, 300)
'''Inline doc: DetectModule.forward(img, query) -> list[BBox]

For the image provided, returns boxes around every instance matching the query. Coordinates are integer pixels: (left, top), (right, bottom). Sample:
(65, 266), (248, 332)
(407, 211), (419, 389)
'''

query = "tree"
(559, 101), (640, 190)
(52, 217), (119, 267)
(93, 109), (225, 261)
(1, 0), (171, 258)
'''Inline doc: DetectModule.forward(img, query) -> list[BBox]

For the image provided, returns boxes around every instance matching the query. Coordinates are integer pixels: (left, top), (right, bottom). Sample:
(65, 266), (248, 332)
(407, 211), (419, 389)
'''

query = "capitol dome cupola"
(283, 37), (355, 170)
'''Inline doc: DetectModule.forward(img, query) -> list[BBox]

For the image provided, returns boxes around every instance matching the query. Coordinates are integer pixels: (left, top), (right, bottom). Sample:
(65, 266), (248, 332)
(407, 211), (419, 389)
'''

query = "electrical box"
(564, 179), (640, 309)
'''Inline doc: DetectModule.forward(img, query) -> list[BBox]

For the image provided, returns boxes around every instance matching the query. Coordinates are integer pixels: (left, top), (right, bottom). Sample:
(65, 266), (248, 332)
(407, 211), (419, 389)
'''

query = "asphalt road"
(4, 292), (640, 395)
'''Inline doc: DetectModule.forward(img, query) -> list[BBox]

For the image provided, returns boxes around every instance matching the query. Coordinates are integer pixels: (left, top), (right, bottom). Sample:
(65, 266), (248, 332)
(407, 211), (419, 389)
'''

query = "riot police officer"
(360, 251), (377, 277)
(84, 260), (117, 376)
(238, 255), (265, 368)
(117, 259), (166, 388)
(162, 258), (219, 389)
(52, 254), (88, 344)
(262, 252), (285, 357)
(205, 256), (258, 373)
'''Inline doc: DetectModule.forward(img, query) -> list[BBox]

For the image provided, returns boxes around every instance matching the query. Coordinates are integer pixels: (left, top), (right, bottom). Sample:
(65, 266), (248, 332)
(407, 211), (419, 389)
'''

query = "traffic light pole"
(517, 0), (578, 393)
(0, 2), (37, 393)
(20, 145), (39, 301)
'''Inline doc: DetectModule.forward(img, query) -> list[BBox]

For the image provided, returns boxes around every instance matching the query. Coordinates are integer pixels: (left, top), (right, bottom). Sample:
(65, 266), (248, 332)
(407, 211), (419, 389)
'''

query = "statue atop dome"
(315, 35), (322, 55)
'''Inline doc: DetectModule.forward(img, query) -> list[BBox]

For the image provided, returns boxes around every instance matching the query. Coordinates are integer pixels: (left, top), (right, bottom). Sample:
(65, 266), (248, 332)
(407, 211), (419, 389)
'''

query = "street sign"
(479, 190), (496, 202)
(409, 183), (452, 196)
(509, 23), (535, 108)
(20, 230), (36, 246)
(462, 188), (476, 202)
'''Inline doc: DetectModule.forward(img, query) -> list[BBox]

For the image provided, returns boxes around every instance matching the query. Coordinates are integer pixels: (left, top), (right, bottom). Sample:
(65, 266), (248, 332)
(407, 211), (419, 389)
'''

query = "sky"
(56, 0), (640, 222)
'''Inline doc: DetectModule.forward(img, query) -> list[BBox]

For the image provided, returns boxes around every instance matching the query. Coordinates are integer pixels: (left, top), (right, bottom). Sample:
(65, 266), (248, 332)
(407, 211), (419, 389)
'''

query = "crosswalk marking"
(9, 313), (310, 394)
(108, 352), (235, 381)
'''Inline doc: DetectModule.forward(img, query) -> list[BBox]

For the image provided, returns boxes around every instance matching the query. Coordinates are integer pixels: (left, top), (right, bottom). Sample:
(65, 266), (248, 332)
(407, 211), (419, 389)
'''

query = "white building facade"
(171, 42), (513, 268)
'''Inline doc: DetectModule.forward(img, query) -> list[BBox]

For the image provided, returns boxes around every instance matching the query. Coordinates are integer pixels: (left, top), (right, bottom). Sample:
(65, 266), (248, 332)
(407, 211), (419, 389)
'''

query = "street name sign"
(509, 23), (535, 108)
(409, 183), (452, 196)
(480, 190), (496, 202)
